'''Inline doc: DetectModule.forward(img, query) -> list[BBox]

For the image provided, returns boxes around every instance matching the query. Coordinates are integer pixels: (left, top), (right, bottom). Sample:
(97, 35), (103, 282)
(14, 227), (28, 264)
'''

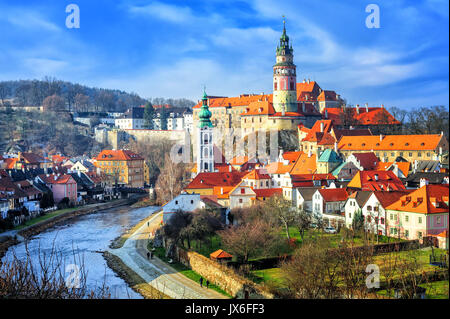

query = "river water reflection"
(3, 205), (159, 299)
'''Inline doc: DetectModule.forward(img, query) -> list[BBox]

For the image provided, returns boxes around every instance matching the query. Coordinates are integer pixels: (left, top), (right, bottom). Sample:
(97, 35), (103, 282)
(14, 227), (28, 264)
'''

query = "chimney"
(379, 134), (383, 141)
(54, 175), (57, 181)
(420, 178), (429, 188)
(334, 142), (338, 153)
(365, 103), (369, 112)
(229, 165), (232, 173)
(324, 109), (328, 119)
(308, 78), (310, 84)
(303, 78), (306, 83)
(374, 173), (379, 181)
(221, 187), (224, 195)
(320, 122), (324, 132)
(356, 104), (360, 114)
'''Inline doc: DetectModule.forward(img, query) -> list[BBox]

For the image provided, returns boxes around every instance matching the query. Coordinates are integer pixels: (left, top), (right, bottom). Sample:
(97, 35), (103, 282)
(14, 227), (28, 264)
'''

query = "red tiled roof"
(243, 169), (271, 180)
(186, 171), (246, 189)
(318, 188), (349, 202)
(38, 174), (76, 185)
(348, 170), (406, 191)
(253, 188), (282, 198)
(339, 134), (444, 151)
(323, 107), (400, 126)
(352, 152), (380, 170)
(282, 151), (302, 163)
(20, 152), (45, 164)
(386, 184), (449, 214)
(317, 90), (339, 102)
(372, 190), (414, 208)
(291, 173), (336, 188)
(96, 149), (144, 161)
(210, 249), (233, 259)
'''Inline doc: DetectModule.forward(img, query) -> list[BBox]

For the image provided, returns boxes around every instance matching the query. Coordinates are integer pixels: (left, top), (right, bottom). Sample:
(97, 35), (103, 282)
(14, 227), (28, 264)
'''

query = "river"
(2, 205), (160, 299)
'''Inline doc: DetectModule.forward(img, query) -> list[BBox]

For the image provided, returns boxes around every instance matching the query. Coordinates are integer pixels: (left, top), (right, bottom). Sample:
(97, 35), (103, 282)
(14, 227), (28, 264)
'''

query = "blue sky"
(0, 0), (448, 109)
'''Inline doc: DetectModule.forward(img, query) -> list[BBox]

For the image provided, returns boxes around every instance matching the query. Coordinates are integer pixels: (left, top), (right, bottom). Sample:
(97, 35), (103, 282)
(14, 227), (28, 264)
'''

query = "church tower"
(273, 18), (297, 114)
(197, 89), (214, 173)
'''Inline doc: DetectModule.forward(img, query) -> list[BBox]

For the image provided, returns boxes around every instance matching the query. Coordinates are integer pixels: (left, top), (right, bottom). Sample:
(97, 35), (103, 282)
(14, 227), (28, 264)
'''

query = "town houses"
(0, 147), (147, 228)
(163, 23), (450, 250)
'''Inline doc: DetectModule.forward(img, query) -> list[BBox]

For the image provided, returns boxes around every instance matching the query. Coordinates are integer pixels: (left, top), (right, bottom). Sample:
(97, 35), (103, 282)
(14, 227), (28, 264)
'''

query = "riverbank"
(110, 207), (162, 249)
(108, 211), (228, 299)
(103, 251), (171, 299)
(0, 195), (144, 260)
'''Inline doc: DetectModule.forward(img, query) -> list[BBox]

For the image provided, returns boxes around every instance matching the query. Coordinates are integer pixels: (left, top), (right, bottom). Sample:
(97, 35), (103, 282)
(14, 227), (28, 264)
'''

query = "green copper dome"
(198, 89), (213, 128)
(277, 18), (293, 56)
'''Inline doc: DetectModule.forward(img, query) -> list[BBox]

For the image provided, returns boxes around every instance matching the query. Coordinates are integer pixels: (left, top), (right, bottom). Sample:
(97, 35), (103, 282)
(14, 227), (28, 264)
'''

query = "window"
(437, 216), (441, 224)
(239, 198), (243, 204)
(405, 230), (409, 238)
(418, 217), (422, 224)
(405, 216), (409, 222)
(367, 206), (372, 211)
(381, 217), (385, 225)
(190, 200), (194, 204)
(175, 200), (178, 205)
(349, 212), (352, 219)
(240, 188), (245, 194)
(418, 152), (422, 157)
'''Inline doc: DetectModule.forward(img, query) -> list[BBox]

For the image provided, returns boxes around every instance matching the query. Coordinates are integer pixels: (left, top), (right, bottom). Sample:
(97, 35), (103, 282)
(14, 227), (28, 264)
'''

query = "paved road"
(109, 211), (227, 299)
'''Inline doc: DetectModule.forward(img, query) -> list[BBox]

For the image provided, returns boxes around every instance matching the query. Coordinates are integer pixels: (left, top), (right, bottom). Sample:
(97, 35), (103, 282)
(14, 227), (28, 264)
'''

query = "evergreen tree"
(160, 106), (168, 130)
(143, 102), (155, 129)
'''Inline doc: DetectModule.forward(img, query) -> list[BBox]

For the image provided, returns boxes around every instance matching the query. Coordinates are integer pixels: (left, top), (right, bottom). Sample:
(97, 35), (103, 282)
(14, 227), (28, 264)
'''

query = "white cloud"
(128, 2), (195, 23)
(0, 6), (61, 32)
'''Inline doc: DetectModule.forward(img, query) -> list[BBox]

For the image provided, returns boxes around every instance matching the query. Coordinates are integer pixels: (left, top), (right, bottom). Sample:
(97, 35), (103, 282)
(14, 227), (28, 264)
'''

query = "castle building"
(196, 90), (215, 173)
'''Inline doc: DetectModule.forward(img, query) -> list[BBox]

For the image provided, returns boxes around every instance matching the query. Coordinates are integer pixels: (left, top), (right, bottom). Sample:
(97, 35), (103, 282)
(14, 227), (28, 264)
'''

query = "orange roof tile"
(193, 94), (273, 109)
(243, 169), (271, 180)
(323, 107), (400, 126)
(282, 151), (302, 163)
(339, 134), (444, 151)
(96, 149), (144, 161)
(318, 188), (348, 202)
(317, 90), (339, 102)
(386, 184), (449, 214)
(4, 158), (18, 169)
(264, 161), (293, 174)
(348, 171), (406, 191)
(253, 188), (282, 198)
(290, 152), (317, 175)
(210, 249), (233, 259)
(186, 171), (246, 189)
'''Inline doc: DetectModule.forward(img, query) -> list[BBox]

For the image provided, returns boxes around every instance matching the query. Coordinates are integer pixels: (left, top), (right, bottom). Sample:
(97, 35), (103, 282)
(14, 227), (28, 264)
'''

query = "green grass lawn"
(14, 207), (79, 230)
(421, 280), (449, 299)
(185, 235), (223, 258)
(250, 268), (285, 289)
(149, 243), (232, 298)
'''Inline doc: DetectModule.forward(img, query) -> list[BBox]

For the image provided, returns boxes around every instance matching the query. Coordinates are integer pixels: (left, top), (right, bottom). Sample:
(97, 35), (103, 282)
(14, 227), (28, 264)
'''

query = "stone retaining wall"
(175, 246), (273, 299)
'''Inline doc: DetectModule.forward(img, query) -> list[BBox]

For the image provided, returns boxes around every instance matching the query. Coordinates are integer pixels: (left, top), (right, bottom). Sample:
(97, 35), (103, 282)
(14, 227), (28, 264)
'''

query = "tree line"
(0, 78), (195, 113)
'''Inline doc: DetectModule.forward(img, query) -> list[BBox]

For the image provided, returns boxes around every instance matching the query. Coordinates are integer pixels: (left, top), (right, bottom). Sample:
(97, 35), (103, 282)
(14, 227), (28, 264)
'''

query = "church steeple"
(197, 88), (213, 128)
(196, 88), (214, 173)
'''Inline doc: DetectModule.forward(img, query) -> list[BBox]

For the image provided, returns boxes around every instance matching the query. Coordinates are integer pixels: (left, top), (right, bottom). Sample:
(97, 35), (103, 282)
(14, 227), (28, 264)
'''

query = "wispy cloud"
(128, 1), (194, 23)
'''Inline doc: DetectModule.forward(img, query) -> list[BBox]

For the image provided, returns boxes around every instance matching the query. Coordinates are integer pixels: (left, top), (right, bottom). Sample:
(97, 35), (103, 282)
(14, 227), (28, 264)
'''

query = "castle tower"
(197, 89), (214, 173)
(273, 18), (297, 114)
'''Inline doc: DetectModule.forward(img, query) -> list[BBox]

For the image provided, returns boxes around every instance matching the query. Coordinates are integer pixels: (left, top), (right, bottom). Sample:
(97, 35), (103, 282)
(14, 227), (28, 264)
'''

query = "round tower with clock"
(196, 89), (215, 173)
(273, 18), (298, 114)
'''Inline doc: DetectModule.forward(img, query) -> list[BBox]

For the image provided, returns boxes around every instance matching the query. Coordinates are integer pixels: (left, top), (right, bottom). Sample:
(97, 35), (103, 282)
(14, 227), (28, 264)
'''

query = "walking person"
(147, 251), (150, 260)
(150, 251), (153, 259)
(206, 280), (209, 289)
(199, 277), (203, 288)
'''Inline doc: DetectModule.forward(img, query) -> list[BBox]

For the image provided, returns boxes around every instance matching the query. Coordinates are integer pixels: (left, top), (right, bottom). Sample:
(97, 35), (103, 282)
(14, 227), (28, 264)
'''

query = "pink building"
(38, 173), (78, 204)
(385, 184), (449, 248)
